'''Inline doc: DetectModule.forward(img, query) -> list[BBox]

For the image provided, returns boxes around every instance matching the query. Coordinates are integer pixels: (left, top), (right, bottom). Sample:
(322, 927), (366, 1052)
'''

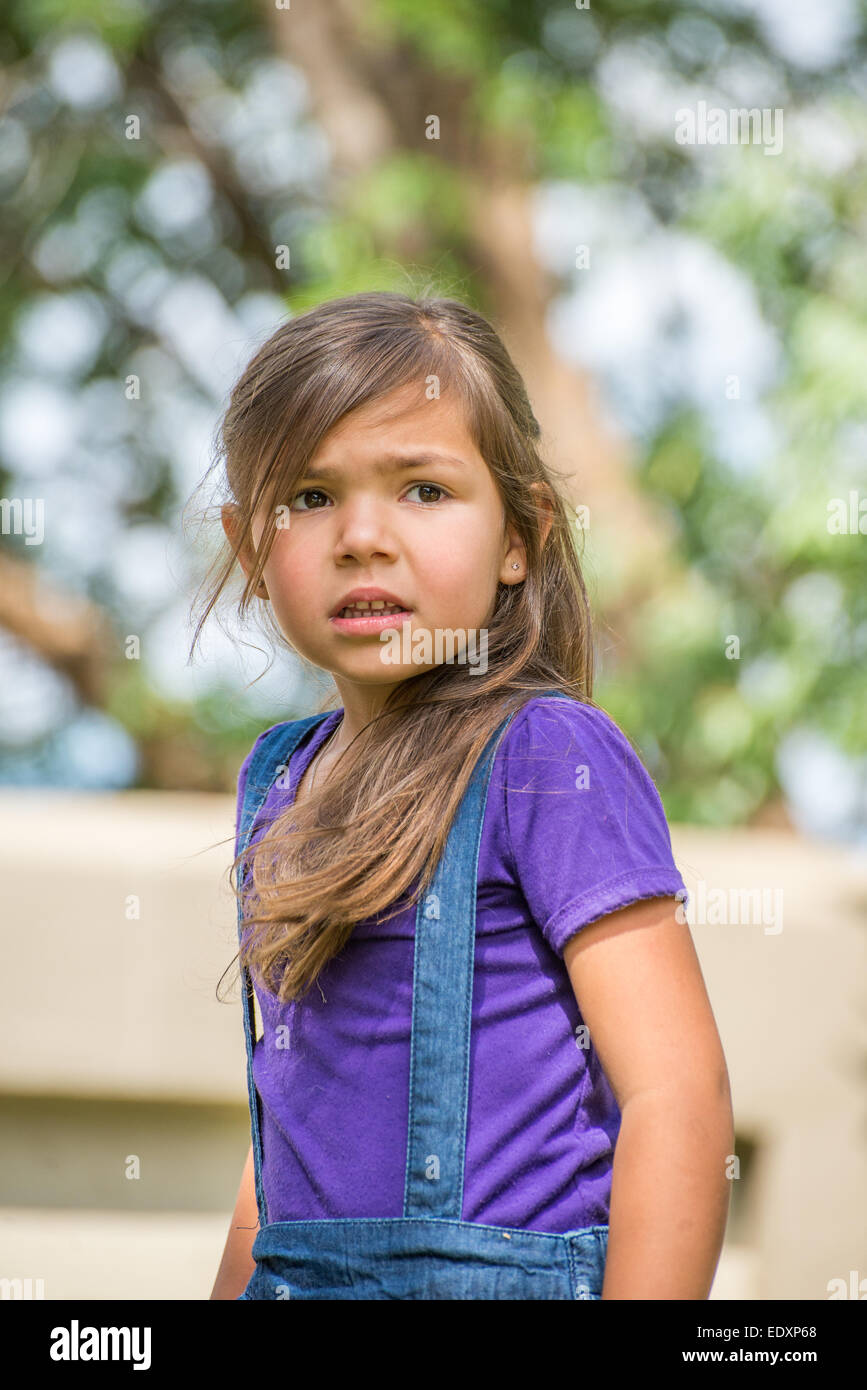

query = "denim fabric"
(234, 693), (608, 1300)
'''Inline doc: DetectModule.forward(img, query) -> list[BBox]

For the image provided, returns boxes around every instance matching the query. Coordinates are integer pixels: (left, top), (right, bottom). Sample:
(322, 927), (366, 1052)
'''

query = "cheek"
(422, 524), (501, 590)
(264, 541), (320, 613)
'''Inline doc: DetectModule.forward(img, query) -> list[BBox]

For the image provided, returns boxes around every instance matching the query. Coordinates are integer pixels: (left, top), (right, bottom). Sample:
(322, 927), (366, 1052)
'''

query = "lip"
(330, 609), (413, 635)
(329, 587), (413, 636)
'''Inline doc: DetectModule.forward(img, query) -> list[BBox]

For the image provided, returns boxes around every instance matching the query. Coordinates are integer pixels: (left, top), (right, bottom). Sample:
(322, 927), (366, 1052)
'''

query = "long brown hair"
(187, 290), (598, 1005)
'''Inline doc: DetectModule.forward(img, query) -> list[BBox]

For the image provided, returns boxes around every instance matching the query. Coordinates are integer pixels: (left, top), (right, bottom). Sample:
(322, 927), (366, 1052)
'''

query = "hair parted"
(186, 289), (598, 1006)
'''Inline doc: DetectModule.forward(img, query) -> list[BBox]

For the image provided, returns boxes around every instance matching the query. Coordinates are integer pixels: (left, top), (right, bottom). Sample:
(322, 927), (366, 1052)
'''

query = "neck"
(328, 677), (410, 751)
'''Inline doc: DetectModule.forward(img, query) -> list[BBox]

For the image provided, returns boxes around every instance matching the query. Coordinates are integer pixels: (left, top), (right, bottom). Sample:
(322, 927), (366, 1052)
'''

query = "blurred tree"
(0, 0), (863, 832)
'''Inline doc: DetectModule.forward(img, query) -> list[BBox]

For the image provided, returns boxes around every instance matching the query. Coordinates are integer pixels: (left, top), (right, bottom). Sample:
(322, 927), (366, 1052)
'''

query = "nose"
(332, 493), (399, 564)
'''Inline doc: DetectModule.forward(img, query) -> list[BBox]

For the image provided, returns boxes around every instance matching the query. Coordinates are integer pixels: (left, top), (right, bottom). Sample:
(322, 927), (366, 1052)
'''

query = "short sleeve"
(499, 697), (688, 957)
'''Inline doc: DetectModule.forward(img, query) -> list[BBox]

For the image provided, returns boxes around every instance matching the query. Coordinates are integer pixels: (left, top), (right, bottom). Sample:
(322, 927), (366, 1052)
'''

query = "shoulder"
(234, 713), (334, 850)
(491, 694), (685, 957)
(236, 708), (340, 802)
(493, 692), (675, 843)
(498, 694), (645, 773)
(236, 720), (295, 799)
(508, 693), (626, 739)
(235, 713), (328, 815)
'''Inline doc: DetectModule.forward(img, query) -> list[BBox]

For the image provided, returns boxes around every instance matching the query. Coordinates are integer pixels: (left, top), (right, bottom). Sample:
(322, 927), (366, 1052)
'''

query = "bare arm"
(209, 1142), (260, 1300)
(563, 896), (735, 1300)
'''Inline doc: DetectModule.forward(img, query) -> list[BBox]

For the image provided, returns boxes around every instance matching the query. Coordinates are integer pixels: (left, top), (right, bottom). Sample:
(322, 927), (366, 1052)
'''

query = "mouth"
(330, 600), (413, 634)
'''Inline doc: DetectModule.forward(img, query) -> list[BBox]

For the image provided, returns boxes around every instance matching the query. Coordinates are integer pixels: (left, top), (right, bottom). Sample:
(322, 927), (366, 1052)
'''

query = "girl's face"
(225, 382), (531, 723)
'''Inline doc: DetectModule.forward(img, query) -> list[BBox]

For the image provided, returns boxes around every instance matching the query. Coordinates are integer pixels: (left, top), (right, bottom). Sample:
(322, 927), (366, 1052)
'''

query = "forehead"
(310, 382), (484, 467)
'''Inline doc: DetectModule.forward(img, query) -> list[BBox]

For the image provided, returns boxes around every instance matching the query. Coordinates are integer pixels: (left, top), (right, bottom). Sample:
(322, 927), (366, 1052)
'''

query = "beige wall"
(0, 792), (864, 1299)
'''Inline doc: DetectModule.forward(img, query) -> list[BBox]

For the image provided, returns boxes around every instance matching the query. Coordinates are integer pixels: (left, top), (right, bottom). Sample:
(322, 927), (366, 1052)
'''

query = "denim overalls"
(235, 694), (609, 1299)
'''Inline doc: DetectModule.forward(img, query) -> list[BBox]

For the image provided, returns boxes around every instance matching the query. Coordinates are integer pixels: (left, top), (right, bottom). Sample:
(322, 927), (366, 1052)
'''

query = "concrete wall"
(0, 791), (864, 1300)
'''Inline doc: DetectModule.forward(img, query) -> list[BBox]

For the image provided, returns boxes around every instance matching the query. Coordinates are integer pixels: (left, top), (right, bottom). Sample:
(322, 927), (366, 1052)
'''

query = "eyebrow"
(298, 452), (470, 482)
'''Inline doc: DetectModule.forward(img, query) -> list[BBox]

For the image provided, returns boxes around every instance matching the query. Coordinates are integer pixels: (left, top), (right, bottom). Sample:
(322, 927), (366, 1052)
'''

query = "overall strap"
(403, 706), (525, 1220)
(235, 713), (333, 1228)
(402, 687), (568, 1220)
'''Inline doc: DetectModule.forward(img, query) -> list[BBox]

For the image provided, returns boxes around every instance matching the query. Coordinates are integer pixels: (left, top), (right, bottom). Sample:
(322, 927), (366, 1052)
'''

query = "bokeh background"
(0, 0), (865, 1300)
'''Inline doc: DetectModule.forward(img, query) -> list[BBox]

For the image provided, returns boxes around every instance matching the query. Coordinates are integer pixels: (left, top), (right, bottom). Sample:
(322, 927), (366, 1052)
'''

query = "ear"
(221, 504), (268, 599)
(530, 481), (555, 549)
(221, 504), (249, 576)
(499, 483), (554, 584)
(499, 521), (527, 586)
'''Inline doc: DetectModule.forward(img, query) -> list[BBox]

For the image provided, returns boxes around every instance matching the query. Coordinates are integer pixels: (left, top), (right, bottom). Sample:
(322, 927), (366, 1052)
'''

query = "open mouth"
(330, 601), (413, 631)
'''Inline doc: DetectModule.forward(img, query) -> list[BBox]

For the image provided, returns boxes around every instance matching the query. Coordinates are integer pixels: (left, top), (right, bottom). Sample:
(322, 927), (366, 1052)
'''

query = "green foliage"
(1, 0), (864, 831)
(368, 0), (494, 77)
(10, 0), (152, 51)
(475, 66), (609, 177)
(347, 154), (468, 242)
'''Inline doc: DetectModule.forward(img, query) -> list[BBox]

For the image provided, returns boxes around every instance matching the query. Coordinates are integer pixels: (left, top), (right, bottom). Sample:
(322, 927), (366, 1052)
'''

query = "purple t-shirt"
(236, 696), (687, 1234)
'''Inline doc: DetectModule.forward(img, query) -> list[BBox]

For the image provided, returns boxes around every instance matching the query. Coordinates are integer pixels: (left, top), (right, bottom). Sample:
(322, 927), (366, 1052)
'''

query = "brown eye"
(405, 483), (447, 504)
(291, 489), (330, 510)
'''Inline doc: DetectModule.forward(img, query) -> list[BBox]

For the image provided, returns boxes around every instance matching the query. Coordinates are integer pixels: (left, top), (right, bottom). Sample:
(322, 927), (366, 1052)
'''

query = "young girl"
(197, 290), (733, 1301)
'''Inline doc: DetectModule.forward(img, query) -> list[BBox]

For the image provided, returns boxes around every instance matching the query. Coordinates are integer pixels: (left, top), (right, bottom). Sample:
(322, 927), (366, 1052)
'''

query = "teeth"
(339, 600), (405, 618)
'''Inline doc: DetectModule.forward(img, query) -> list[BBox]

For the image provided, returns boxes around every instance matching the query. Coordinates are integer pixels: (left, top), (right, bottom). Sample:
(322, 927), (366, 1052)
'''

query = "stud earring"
(512, 562), (520, 570)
